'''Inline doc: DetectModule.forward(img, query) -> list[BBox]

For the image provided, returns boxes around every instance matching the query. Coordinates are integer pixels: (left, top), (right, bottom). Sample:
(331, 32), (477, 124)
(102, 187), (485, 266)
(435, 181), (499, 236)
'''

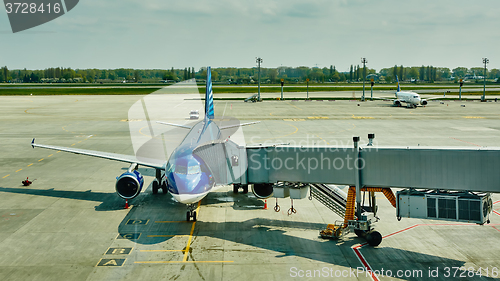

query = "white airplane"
(390, 76), (429, 108)
(31, 67), (260, 221)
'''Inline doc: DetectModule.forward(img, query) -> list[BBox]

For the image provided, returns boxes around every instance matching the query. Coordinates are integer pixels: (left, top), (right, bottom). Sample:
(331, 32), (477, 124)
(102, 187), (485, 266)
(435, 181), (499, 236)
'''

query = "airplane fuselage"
(394, 91), (427, 107)
(165, 118), (220, 204)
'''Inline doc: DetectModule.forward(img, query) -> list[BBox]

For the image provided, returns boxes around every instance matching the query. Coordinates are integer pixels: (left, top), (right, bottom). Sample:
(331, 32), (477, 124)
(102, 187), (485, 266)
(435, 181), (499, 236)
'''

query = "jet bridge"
(244, 144), (500, 193)
(196, 137), (500, 245)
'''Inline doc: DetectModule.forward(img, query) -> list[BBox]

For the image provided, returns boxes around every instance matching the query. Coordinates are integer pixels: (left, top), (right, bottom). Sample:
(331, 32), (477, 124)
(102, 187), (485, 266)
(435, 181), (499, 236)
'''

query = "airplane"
(31, 67), (260, 222)
(378, 76), (430, 108)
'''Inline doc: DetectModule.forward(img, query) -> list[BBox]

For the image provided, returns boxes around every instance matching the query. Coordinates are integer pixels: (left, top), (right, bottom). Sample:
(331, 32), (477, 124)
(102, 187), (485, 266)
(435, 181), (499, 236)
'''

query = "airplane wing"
(220, 121), (260, 130)
(422, 97), (444, 101)
(246, 142), (290, 148)
(31, 139), (165, 170)
(156, 121), (192, 129)
(371, 96), (395, 101)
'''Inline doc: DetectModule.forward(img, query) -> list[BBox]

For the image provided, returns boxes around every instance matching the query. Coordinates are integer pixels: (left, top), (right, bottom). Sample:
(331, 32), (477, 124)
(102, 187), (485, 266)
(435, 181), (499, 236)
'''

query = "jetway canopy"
(244, 146), (500, 193)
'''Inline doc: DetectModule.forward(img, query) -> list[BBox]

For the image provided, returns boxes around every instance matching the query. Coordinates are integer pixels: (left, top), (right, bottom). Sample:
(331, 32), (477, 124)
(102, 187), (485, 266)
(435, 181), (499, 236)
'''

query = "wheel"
(152, 180), (159, 194)
(354, 229), (367, 238)
(186, 211), (191, 222)
(161, 181), (168, 194)
(192, 211), (197, 222)
(366, 231), (382, 246)
(233, 184), (239, 194)
(242, 184), (248, 194)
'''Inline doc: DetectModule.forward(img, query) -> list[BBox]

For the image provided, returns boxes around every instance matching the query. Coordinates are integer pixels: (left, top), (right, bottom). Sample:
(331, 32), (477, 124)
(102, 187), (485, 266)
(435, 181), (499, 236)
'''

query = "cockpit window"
(413, 95), (418, 98)
(175, 165), (187, 174)
(188, 165), (201, 175)
(167, 163), (175, 173)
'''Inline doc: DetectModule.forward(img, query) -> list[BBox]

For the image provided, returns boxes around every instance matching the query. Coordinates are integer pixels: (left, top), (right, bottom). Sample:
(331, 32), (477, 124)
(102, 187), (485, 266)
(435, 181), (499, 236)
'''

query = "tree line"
(0, 65), (499, 84)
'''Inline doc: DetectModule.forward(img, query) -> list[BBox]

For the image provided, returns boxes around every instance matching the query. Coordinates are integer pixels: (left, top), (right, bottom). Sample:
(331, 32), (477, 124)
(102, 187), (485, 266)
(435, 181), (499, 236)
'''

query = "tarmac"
(0, 94), (499, 281)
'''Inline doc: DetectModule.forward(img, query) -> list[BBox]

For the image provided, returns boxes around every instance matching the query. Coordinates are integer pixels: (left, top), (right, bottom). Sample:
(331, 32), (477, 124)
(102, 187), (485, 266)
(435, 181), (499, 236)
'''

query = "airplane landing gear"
(153, 169), (168, 194)
(161, 180), (167, 194)
(152, 180), (159, 194)
(232, 184), (248, 194)
(186, 204), (197, 221)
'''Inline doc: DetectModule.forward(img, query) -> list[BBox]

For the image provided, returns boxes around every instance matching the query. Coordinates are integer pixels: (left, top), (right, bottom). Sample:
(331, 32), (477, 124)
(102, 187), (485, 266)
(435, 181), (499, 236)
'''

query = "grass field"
(0, 85), (499, 96)
(0, 88), (159, 95)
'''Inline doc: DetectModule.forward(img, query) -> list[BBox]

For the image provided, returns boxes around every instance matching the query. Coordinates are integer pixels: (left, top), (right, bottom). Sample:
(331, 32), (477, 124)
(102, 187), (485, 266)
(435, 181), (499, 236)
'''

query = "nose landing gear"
(186, 204), (197, 221)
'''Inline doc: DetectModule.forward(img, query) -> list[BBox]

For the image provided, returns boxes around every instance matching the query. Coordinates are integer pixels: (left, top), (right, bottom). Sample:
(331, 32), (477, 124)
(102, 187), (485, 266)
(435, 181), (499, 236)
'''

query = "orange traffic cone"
(264, 200), (268, 210)
(124, 200), (129, 209)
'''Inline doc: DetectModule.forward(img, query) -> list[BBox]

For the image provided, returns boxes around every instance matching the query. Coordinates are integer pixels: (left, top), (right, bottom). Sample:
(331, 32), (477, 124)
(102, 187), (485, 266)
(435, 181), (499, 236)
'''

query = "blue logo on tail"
(205, 66), (214, 119)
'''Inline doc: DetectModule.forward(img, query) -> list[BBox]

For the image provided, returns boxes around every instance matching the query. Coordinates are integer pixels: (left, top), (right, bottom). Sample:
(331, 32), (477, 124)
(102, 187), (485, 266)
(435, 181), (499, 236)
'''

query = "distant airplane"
(32, 67), (259, 221)
(376, 76), (432, 108)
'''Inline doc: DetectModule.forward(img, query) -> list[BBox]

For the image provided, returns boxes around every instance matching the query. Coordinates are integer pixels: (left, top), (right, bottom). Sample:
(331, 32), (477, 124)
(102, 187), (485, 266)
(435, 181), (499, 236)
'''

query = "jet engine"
(393, 100), (401, 106)
(421, 99), (428, 106)
(252, 183), (273, 199)
(115, 170), (144, 199)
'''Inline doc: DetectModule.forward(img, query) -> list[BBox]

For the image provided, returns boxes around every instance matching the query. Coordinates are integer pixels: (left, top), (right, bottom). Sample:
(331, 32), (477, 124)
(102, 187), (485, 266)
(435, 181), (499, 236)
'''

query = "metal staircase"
(310, 184), (348, 218)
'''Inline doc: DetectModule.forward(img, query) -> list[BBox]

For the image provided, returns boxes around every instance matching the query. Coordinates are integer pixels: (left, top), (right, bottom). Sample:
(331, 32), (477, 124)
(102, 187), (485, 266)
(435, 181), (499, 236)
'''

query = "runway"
(0, 95), (499, 280)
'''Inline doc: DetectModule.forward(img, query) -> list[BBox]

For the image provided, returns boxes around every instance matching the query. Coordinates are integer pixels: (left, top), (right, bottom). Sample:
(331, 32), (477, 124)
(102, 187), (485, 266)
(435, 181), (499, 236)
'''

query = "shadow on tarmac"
(1, 184), (493, 280)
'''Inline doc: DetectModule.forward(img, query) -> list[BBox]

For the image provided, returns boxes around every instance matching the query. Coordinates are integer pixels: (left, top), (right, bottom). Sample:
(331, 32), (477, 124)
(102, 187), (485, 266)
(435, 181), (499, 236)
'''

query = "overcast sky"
(0, 0), (498, 71)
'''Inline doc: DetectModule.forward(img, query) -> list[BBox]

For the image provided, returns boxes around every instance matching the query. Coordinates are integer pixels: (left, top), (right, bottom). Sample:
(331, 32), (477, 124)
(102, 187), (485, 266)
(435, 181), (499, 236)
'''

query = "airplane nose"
(167, 172), (212, 195)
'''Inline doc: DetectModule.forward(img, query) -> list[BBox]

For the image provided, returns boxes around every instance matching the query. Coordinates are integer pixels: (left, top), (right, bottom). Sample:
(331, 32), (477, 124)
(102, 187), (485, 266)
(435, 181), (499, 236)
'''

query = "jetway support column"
(353, 136), (362, 218)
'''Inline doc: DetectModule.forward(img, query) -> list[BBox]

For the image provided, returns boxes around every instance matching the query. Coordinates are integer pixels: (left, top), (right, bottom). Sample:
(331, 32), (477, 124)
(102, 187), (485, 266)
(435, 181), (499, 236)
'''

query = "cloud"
(1, 0), (499, 69)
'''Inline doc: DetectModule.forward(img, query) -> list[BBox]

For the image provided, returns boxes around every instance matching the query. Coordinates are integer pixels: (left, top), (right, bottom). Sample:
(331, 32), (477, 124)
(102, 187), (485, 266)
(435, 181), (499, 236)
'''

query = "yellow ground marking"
(15, 169), (22, 173)
(135, 261), (233, 264)
(183, 201), (201, 262)
(315, 134), (330, 145)
(463, 116), (485, 119)
(351, 114), (374, 119)
(147, 235), (190, 238)
(77, 141), (82, 143)
(2, 174), (10, 179)
(257, 122), (299, 142)
(38, 158), (44, 162)
(283, 118), (305, 121)
(47, 154), (53, 157)
(140, 250), (186, 252)
(27, 163), (33, 167)
(139, 126), (162, 140)
(71, 144), (76, 146)
(286, 102), (302, 110)
(308, 116), (329, 119)
(56, 151), (61, 153)
(155, 221), (189, 223)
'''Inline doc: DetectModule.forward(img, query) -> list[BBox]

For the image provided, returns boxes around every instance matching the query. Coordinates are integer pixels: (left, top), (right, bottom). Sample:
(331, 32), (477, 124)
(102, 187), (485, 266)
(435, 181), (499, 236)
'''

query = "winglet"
(205, 66), (214, 119)
(31, 138), (35, 148)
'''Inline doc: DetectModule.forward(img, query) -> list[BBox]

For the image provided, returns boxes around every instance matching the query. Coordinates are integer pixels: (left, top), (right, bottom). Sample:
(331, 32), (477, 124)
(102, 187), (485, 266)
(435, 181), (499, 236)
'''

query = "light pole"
(370, 79), (374, 101)
(256, 57), (263, 101)
(482, 57), (489, 102)
(361, 58), (367, 101)
(459, 79), (463, 101)
(306, 78), (309, 100)
(280, 79), (284, 100)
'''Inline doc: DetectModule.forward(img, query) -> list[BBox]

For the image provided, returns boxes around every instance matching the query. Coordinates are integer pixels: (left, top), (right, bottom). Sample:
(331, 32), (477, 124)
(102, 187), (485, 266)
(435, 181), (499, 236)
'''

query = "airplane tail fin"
(205, 66), (215, 119)
(396, 75), (400, 92)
